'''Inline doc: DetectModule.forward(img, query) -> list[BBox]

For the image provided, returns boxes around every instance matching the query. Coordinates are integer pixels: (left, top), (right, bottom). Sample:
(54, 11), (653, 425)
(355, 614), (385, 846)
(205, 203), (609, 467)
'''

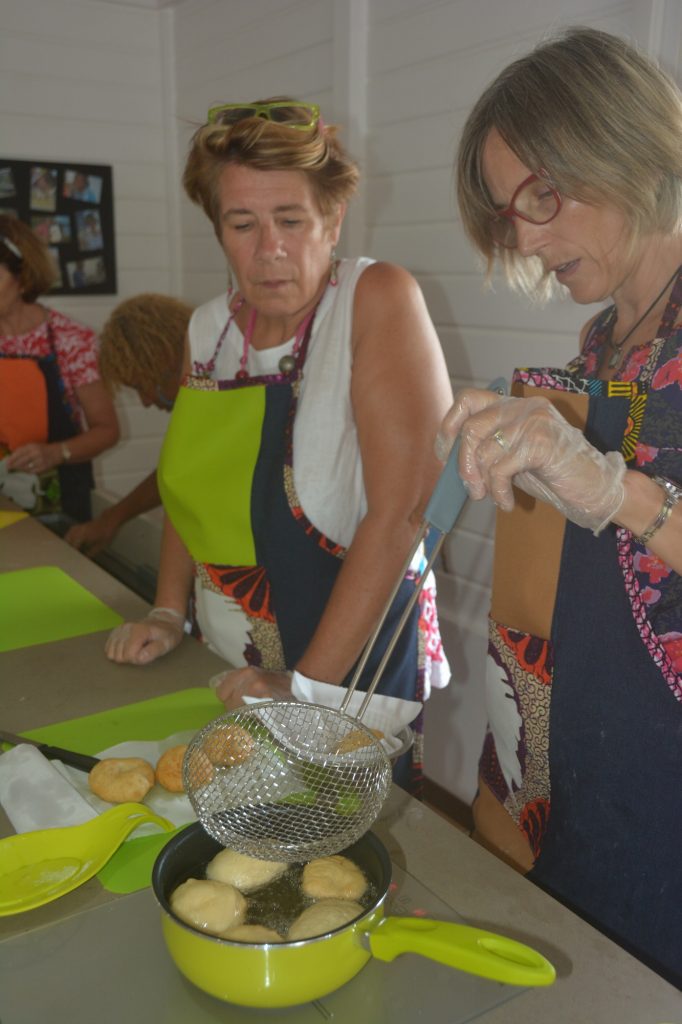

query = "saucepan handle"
(367, 916), (556, 987)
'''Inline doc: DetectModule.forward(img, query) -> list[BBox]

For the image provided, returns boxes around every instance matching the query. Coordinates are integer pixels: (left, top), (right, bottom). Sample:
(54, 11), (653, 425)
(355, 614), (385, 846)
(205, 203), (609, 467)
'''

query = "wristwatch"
(61, 443), (72, 463)
(636, 475), (682, 545)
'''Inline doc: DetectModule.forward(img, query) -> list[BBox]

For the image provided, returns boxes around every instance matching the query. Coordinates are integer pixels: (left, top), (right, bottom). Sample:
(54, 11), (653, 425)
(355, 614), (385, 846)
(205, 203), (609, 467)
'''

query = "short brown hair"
(457, 27), (682, 300)
(183, 96), (360, 234)
(98, 293), (193, 394)
(0, 214), (57, 302)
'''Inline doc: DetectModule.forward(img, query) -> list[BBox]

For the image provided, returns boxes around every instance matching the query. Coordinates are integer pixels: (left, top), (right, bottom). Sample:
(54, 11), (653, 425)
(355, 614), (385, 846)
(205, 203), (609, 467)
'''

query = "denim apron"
(157, 303), (423, 790)
(478, 279), (682, 985)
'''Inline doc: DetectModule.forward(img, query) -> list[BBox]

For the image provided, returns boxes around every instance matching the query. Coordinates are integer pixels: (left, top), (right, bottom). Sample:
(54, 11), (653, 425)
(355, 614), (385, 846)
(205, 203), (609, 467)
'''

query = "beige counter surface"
(1, 513), (680, 1021)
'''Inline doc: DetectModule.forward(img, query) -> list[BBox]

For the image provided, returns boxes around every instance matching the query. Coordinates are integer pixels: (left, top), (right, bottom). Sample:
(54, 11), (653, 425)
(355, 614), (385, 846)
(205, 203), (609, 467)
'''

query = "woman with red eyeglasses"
(105, 98), (453, 791)
(438, 28), (682, 986)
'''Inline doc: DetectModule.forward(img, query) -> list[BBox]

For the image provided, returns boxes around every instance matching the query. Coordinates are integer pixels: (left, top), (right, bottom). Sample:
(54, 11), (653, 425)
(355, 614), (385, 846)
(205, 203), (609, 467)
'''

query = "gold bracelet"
(635, 475), (682, 545)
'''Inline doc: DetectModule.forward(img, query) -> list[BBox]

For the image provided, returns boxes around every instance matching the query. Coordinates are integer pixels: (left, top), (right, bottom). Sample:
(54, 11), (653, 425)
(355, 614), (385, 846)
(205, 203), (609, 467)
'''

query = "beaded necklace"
(204, 297), (317, 380)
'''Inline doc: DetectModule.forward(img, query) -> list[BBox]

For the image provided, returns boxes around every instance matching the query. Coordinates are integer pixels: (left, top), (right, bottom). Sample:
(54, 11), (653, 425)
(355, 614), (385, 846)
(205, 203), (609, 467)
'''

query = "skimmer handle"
(343, 377), (507, 718)
(425, 376), (507, 533)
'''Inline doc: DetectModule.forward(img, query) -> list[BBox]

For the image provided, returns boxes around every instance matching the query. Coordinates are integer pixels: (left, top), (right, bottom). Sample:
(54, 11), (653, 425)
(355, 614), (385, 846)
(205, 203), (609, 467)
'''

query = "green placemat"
(0, 565), (123, 652)
(24, 688), (224, 894)
(25, 687), (224, 753)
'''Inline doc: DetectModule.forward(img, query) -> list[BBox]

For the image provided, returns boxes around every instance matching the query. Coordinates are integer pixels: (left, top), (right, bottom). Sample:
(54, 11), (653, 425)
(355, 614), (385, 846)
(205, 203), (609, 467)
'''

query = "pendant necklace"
(606, 266), (679, 370)
(236, 305), (316, 380)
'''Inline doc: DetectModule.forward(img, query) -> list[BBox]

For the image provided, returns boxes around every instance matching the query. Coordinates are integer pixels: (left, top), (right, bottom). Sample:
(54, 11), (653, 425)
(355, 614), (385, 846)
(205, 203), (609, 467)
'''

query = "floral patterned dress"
(476, 270), (682, 986)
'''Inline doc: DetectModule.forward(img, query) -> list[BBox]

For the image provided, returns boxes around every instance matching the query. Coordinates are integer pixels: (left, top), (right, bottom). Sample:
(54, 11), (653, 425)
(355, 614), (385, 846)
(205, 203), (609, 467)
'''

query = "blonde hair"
(0, 214), (57, 302)
(98, 293), (193, 393)
(457, 27), (682, 301)
(183, 96), (360, 234)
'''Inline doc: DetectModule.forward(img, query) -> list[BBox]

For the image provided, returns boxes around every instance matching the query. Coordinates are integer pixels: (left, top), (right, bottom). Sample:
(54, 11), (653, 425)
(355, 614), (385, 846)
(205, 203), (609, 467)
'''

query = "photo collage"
(0, 159), (116, 295)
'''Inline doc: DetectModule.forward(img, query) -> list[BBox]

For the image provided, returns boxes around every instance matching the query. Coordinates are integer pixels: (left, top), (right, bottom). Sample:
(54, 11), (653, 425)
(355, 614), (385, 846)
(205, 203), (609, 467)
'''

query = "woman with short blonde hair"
(106, 97), (453, 793)
(440, 27), (682, 984)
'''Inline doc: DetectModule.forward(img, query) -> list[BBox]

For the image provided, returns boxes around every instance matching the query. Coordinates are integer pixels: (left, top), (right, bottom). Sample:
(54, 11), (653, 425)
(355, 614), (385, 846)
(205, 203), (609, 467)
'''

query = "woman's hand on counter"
(210, 667), (293, 710)
(5, 441), (65, 474)
(105, 607), (185, 665)
(65, 510), (120, 557)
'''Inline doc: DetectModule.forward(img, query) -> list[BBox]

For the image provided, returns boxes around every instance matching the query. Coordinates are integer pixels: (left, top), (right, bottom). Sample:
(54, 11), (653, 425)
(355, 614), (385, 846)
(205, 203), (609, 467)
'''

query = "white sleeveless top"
(187, 257), (450, 694)
(188, 257), (371, 549)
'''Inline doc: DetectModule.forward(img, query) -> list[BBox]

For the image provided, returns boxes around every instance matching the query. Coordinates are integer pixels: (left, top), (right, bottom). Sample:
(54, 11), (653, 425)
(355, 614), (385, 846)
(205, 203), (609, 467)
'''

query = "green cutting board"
(24, 688), (225, 894)
(0, 565), (123, 652)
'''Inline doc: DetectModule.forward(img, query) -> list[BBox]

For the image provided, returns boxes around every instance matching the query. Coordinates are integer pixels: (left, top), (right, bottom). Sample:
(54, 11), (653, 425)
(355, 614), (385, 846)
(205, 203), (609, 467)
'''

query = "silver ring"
(493, 430), (508, 451)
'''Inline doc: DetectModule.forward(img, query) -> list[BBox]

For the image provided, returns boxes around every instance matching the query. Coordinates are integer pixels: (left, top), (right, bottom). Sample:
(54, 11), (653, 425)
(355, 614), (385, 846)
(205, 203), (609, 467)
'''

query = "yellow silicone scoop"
(0, 802), (174, 915)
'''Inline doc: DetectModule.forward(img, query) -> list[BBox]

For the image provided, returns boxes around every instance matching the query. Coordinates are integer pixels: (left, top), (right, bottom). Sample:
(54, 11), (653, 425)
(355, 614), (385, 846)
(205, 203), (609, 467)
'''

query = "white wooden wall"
(4, 0), (678, 801)
(0, 0), (181, 500)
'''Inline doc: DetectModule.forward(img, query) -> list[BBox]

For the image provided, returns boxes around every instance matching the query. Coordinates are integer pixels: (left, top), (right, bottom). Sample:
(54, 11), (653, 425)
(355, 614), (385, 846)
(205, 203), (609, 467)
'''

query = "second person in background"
(65, 293), (193, 556)
(105, 98), (453, 790)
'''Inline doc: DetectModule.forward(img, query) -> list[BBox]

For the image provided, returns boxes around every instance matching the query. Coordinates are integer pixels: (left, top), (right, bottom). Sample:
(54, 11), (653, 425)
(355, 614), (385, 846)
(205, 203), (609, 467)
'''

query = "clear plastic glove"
(436, 389), (626, 535)
(209, 667), (293, 710)
(105, 606), (185, 665)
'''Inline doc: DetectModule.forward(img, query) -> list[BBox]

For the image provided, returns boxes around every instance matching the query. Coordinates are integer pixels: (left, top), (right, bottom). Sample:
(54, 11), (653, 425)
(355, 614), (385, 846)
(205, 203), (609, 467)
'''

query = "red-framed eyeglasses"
(490, 172), (562, 248)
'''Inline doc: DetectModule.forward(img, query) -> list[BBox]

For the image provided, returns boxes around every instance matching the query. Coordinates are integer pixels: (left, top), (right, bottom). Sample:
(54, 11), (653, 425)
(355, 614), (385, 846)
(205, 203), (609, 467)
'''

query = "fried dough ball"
(335, 728), (384, 754)
(302, 855), (367, 901)
(288, 899), (364, 941)
(170, 878), (246, 936)
(155, 744), (187, 793)
(204, 723), (255, 767)
(206, 848), (289, 893)
(221, 924), (283, 943)
(88, 757), (155, 804)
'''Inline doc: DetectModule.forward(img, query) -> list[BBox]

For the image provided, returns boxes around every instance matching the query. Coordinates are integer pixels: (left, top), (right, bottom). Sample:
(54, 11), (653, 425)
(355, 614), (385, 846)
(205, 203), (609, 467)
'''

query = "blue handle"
(424, 377), (507, 534)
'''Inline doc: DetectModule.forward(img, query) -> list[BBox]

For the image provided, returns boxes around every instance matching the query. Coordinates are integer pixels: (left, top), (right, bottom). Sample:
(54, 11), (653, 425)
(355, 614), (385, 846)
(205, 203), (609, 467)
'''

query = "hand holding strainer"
(183, 380), (506, 861)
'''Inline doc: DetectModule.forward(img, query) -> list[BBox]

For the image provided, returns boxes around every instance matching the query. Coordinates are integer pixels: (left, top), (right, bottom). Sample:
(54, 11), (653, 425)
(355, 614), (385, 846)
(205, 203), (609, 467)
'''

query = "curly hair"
(457, 27), (682, 301)
(183, 96), (360, 234)
(98, 293), (193, 394)
(0, 214), (58, 302)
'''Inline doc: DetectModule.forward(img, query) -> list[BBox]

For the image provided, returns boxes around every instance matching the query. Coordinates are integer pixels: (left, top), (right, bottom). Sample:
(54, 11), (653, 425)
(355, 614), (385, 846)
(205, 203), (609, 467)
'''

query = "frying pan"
(152, 822), (555, 1008)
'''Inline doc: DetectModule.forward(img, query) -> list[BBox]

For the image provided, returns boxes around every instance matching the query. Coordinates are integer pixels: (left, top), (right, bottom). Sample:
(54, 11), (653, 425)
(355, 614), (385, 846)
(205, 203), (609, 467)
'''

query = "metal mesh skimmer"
(183, 701), (391, 861)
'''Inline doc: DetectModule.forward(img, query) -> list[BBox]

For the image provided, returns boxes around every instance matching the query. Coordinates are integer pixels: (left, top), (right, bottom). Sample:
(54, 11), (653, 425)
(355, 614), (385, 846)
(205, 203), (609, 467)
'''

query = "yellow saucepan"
(152, 822), (555, 1008)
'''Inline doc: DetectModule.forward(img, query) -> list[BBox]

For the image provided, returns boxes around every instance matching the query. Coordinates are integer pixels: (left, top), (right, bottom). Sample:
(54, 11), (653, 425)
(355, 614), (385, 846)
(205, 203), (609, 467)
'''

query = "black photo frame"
(0, 158), (116, 295)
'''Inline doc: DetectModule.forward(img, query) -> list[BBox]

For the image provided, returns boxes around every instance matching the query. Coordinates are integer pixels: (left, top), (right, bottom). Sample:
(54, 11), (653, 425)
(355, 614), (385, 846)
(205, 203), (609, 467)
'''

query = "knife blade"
(0, 730), (100, 773)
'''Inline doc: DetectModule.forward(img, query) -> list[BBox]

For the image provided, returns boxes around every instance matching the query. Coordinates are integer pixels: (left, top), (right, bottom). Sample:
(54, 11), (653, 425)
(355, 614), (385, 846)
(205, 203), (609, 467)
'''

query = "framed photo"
(0, 158), (116, 295)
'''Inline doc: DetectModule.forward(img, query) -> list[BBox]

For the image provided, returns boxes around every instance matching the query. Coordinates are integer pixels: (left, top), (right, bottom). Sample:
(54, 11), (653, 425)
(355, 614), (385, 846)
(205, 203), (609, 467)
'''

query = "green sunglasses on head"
(207, 101), (320, 130)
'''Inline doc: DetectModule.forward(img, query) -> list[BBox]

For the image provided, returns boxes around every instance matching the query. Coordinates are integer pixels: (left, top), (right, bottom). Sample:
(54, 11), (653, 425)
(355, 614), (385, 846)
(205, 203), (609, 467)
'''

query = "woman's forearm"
(97, 471), (161, 532)
(614, 469), (682, 574)
(154, 514), (195, 616)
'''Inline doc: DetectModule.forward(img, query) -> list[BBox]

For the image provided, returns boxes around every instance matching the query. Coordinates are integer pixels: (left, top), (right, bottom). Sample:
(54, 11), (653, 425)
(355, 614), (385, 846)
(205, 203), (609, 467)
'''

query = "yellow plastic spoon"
(0, 802), (175, 915)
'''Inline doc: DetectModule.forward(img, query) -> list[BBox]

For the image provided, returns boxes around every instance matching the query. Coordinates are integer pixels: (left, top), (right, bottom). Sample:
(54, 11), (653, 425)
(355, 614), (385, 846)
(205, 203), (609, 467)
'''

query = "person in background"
(105, 97), (453, 790)
(438, 27), (682, 985)
(65, 293), (193, 557)
(0, 214), (118, 522)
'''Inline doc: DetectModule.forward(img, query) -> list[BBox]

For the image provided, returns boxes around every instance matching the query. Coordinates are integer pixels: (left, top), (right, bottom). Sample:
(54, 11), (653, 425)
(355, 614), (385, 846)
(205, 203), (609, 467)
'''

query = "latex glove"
(65, 512), (119, 557)
(437, 389), (626, 535)
(105, 606), (185, 665)
(210, 667), (293, 710)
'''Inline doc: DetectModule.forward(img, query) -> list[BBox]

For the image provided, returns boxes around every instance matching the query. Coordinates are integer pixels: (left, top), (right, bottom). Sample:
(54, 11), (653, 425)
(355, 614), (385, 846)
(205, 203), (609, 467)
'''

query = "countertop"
(0, 511), (680, 1022)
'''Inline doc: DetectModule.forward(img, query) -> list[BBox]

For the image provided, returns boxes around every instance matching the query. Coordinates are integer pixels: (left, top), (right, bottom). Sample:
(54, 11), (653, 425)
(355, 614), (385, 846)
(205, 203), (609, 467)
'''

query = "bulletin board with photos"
(0, 159), (116, 295)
